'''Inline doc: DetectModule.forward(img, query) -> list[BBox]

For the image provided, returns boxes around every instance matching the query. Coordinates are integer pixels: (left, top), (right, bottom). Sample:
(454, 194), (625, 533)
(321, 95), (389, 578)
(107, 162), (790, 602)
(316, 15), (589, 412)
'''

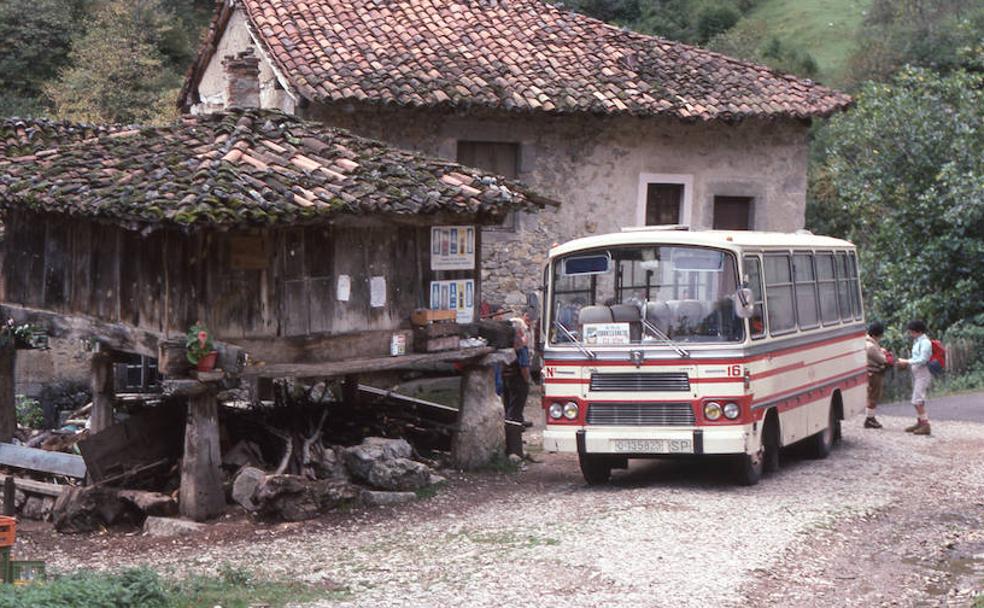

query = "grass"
(743, 0), (872, 84)
(880, 368), (984, 404)
(0, 565), (348, 608)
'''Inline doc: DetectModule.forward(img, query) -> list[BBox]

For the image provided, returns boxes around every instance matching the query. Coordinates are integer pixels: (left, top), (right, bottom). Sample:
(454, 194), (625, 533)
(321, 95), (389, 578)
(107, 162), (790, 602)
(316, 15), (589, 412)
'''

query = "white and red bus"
(541, 227), (866, 485)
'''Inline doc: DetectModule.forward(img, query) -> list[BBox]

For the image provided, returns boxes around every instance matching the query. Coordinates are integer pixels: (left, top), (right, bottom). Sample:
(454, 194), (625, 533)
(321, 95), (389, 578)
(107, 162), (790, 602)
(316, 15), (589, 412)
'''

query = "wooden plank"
(70, 220), (93, 313)
(0, 341), (14, 443)
(90, 223), (120, 322)
(42, 217), (69, 311)
(242, 346), (494, 379)
(78, 401), (184, 482)
(180, 391), (225, 521)
(139, 231), (165, 333)
(0, 443), (87, 478)
(118, 230), (142, 326)
(0, 474), (67, 498)
(228, 328), (411, 365)
(90, 352), (114, 433)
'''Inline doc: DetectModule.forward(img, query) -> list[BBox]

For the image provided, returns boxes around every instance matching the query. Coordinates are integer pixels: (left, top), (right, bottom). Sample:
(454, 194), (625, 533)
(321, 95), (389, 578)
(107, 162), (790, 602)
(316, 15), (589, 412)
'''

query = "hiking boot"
(913, 422), (931, 436)
(905, 421), (922, 433)
(864, 417), (883, 429)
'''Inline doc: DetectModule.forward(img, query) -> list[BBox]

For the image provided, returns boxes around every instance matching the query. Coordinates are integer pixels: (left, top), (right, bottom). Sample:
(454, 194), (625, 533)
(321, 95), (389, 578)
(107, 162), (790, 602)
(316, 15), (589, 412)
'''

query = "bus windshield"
(549, 245), (743, 346)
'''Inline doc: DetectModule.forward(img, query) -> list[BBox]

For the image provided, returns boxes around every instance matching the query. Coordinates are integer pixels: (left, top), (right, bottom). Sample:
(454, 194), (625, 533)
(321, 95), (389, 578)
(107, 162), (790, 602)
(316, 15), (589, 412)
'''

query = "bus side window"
(816, 253), (840, 325)
(743, 256), (767, 339)
(848, 252), (863, 320)
(763, 254), (796, 335)
(835, 252), (853, 322)
(793, 252), (819, 330)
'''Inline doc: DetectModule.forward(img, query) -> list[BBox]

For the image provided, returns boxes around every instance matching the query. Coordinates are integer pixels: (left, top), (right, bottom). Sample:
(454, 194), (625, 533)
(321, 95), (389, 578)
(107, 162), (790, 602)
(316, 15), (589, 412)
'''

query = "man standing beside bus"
(864, 322), (890, 429)
(897, 319), (933, 436)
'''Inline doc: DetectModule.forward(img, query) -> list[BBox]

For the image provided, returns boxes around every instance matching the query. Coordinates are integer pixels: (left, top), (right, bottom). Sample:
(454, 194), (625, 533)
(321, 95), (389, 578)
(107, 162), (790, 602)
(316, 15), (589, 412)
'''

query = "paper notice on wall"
(429, 279), (475, 323)
(369, 276), (386, 308)
(430, 225), (476, 270)
(336, 275), (351, 302)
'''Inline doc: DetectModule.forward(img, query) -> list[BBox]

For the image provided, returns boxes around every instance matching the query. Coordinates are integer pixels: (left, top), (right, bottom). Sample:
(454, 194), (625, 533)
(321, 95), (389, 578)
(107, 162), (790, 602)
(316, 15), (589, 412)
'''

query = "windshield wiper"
(552, 320), (597, 359)
(640, 318), (691, 358)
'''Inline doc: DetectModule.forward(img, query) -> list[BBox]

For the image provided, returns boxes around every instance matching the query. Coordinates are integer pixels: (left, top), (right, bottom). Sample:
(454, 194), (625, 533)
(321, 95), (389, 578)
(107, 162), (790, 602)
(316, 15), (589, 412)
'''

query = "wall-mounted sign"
(429, 279), (475, 323)
(430, 226), (475, 270)
(583, 322), (631, 345)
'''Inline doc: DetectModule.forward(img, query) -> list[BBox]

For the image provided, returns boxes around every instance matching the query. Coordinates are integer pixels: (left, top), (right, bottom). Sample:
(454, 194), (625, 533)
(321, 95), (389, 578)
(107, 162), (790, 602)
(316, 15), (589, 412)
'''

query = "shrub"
(15, 395), (44, 429)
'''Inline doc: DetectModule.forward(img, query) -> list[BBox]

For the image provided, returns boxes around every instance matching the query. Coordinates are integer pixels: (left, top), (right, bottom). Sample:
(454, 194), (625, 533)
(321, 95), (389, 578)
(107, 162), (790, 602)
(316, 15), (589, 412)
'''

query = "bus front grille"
(589, 372), (690, 392)
(586, 402), (696, 426)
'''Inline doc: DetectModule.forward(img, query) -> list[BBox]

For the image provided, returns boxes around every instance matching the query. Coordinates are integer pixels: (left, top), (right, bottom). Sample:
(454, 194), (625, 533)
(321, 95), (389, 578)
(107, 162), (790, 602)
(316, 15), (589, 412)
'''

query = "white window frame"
(636, 173), (694, 227)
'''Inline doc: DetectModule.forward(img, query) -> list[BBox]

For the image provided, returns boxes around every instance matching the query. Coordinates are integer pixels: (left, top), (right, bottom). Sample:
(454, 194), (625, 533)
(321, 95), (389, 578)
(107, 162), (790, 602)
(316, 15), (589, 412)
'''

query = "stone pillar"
(0, 339), (15, 443)
(452, 365), (505, 469)
(89, 352), (114, 433)
(223, 49), (261, 109)
(180, 390), (225, 521)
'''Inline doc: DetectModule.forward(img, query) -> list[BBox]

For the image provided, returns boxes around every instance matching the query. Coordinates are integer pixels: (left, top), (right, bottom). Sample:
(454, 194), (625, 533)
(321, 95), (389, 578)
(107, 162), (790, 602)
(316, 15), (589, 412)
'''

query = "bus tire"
(734, 449), (763, 486)
(762, 412), (781, 475)
(808, 402), (836, 460)
(579, 454), (613, 485)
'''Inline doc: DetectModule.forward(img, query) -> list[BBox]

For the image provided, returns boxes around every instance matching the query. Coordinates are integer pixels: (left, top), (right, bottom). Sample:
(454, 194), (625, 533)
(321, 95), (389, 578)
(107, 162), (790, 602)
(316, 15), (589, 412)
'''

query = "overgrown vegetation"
(14, 395), (43, 429)
(0, 566), (345, 608)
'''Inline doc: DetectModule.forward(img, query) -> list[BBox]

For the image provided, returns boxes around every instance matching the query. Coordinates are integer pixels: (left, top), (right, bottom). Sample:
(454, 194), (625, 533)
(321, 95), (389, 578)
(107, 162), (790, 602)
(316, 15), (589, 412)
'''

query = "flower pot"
(196, 351), (218, 372)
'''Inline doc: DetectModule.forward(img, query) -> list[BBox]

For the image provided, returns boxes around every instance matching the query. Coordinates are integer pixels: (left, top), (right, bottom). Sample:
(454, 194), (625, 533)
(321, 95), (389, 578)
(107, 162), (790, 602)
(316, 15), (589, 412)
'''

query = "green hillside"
(742, 0), (872, 84)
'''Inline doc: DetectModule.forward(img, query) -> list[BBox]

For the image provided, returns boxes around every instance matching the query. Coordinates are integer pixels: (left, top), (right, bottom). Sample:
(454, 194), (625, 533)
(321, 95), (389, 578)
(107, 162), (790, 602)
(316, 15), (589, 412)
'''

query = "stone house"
(179, 0), (851, 308)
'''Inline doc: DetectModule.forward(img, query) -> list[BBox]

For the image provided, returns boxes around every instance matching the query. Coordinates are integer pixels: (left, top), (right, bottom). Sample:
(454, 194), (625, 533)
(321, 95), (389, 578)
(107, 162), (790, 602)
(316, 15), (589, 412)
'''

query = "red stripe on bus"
(751, 349), (861, 381)
(543, 376), (744, 385)
(752, 366), (867, 408)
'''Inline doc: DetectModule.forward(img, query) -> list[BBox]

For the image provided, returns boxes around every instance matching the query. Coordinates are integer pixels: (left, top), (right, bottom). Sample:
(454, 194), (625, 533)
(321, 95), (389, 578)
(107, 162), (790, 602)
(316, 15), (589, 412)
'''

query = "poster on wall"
(430, 226), (476, 270)
(429, 279), (475, 323)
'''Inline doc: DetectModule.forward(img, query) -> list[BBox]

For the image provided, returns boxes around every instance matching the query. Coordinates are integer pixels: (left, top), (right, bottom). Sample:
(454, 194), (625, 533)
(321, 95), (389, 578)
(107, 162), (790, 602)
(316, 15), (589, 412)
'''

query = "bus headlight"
(703, 401), (723, 421)
(548, 402), (564, 420)
(563, 401), (579, 420)
(723, 402), (741, 420)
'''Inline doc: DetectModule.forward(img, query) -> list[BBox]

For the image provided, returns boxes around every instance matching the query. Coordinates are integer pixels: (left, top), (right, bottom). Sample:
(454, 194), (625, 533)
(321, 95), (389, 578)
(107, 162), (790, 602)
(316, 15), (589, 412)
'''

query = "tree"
(0, 0), (87, 116)
(808, 65), (984, 334)
(46, 0), (188, 124)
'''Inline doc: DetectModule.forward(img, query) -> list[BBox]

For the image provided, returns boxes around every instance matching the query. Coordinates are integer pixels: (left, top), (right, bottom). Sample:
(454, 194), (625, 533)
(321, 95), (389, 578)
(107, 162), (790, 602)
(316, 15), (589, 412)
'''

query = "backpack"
(928, 339), (946, 377)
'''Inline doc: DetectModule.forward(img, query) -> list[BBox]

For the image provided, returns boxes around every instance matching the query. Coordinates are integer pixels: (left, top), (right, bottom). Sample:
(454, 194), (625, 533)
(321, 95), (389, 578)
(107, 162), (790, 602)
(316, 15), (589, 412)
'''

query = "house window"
(645, 184), (684, 225)
(713, 196), (753, 230)
(458, 141), (520, 231)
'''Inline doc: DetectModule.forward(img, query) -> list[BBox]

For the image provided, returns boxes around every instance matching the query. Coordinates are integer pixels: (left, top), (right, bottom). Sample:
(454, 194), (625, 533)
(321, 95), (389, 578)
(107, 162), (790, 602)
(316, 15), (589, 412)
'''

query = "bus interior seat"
(668, 299), (703, 331)
(645, 301), (672, 335)
(578, 305), (614, 326)
(610, 304), (642, 342)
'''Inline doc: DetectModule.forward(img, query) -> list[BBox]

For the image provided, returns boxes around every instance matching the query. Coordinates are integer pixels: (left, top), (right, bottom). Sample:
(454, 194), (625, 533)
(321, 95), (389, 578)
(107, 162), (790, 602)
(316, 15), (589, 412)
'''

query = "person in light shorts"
(897, 319), (933, 435)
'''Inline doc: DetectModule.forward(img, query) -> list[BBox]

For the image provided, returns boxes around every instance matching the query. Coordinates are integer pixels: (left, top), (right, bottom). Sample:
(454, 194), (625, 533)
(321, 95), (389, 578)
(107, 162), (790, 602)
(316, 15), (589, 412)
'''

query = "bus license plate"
(610, 438), (693, 454)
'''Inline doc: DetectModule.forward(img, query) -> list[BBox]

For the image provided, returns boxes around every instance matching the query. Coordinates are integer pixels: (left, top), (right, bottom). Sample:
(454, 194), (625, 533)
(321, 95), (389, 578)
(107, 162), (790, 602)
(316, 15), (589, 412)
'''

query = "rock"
(118, 490), (178, 517)
(311, 446), (348, 481)
(13, 489), (25, 509)
(52, 486), (136, 534)
(231, 466), (266, 511)
(451, 366), (505, 469)
(41, 497), (55, 521)
(222, 440), (264, 469)
(361, 490), (417, 506)
(254, 475), (357, 522)
(143, 516), (205, 537)
(366, 458), (432, 492)
(21, 496), (45, 521)
(343, 437), (413, 481)
(428, 473), (448, 486)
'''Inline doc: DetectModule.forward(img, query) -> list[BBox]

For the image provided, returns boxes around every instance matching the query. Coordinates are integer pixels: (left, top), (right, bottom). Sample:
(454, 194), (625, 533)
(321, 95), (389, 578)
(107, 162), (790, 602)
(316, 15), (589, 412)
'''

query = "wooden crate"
(411, 308), (457, 326)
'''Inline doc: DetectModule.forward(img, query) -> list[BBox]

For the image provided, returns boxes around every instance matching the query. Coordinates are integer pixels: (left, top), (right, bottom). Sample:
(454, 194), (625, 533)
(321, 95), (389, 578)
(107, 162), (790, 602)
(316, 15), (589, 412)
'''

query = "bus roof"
(548, 228), (855, 258)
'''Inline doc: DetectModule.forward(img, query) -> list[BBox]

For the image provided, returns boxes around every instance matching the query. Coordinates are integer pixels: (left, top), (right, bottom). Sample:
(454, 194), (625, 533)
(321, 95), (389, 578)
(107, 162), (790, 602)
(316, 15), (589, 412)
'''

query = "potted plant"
(186, 323), (218, 372)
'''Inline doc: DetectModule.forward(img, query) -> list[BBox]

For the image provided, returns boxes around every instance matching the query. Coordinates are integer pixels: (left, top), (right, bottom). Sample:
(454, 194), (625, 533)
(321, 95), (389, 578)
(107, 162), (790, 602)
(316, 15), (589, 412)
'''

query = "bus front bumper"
(542, 425), (755, 456)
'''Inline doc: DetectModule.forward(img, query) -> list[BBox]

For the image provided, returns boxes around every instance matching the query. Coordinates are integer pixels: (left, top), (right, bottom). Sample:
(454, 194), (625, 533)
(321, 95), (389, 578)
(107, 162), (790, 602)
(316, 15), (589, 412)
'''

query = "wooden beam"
(0, 303), (161, 358)
(179, 390), (225, 521)
(0, 340), (14, 443)
(227, 329), (413, 366)
(241, 346), (494, 379)
(90, 352), (114, 433)
(0, 474), (67, 498)
(0, 443), (87, 478)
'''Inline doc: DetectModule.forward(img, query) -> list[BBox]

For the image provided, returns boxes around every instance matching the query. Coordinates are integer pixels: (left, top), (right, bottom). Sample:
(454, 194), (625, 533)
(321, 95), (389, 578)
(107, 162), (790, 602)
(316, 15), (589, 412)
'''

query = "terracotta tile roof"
(0, 110), (553, 229)
(1, 117), (122, 158)
(181, 0), (850, 120)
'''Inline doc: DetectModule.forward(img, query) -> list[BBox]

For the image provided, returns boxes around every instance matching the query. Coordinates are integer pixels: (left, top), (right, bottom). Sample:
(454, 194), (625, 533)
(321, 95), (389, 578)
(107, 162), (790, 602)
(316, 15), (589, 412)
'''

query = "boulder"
(231, 466), (266, 511)
(310, 445), (348, 481)
(361, 490), (417, 507)
(342, 437), (413, 481)
(222, 440), (265, 470)
(143, 516), (205, 537)
(366, 458), (432, 492)
(52, 486), (136, 534)
(118, 490), (178, 517)
(254, 475), (357, 522)
(21, 496), (45, 521)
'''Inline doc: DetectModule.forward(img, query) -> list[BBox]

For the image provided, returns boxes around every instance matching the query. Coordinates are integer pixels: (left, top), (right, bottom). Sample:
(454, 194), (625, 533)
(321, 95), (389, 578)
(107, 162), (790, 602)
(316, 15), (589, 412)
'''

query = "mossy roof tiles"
(180, 0), (851, 120)
(0, 110), (552, 229)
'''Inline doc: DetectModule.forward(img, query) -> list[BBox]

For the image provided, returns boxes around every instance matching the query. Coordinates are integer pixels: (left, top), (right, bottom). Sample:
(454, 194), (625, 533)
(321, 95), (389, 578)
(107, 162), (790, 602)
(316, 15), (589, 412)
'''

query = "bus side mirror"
(734, 287), (755, 319)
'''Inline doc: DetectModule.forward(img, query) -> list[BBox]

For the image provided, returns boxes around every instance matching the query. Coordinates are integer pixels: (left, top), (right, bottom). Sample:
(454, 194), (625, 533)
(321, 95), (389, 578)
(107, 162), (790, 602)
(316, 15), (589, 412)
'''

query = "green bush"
(15, 395), (43, 429)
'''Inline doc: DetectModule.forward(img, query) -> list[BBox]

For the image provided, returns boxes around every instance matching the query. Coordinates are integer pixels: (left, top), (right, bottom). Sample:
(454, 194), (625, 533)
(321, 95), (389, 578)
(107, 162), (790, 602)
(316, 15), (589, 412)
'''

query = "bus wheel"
(734, 448), (763, 486)
(579, 454), (613, 485)
(808, 403), (836, 460)
(762, 414), (781, 475)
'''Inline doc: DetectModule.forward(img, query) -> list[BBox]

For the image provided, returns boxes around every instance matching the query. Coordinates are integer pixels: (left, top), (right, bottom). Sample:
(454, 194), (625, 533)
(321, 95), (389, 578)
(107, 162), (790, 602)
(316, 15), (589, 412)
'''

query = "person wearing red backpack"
(897, 319), (933, 436)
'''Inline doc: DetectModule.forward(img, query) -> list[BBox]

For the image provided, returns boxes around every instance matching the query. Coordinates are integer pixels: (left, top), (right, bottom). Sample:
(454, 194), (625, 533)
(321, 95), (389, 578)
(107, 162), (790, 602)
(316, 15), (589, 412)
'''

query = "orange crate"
(0, 516), (15, 548)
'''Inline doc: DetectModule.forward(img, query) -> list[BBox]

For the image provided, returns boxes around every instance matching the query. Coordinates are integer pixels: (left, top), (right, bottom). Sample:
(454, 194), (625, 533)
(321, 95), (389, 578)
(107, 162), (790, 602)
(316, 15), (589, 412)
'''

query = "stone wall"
(16, 337), (89, 399)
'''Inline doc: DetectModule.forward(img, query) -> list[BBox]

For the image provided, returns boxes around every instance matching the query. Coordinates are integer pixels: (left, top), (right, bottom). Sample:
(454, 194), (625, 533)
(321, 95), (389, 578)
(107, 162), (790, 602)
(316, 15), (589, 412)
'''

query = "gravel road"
(21, 398), (984, 608)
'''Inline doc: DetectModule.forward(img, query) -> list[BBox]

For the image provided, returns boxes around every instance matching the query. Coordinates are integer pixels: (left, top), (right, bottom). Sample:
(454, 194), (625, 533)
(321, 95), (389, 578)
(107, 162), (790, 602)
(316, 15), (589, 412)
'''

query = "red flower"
(197, 330), (208, 347)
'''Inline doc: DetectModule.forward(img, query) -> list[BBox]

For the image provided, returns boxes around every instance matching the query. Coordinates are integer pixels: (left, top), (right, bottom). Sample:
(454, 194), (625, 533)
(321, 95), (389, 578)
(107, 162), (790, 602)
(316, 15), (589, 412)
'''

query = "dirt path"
(15, 405), (984, 607)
